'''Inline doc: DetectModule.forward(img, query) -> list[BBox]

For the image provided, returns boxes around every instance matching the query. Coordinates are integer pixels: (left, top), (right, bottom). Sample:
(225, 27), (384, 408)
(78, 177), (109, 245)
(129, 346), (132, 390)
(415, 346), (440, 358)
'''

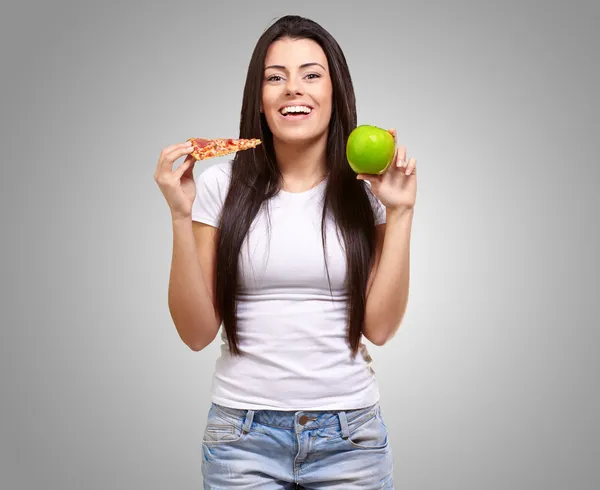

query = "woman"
(154, 15), (416, 490)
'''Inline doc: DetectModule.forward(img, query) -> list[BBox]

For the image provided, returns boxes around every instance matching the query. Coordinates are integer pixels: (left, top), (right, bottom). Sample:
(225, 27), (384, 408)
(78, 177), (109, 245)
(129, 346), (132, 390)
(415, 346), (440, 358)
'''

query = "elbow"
(173, 318), (219, 352)
(186, 338), (205, 352)
(185, 332), (215, 352)
(363, 318), (403, 346)
(188, 324), (219, 352)
(367, 331), (390, 347)
(363, 322), (391, 346)
(169, 304), (220, 353)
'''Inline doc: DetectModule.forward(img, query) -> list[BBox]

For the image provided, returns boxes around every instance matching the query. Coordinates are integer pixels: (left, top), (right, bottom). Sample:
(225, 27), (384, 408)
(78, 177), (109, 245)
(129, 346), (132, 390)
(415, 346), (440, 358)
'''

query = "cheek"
(318, 82), (333, 109)
(261, 98), (279, 127)
(261, 87), (277, 111)
(318, 86), (333, 117)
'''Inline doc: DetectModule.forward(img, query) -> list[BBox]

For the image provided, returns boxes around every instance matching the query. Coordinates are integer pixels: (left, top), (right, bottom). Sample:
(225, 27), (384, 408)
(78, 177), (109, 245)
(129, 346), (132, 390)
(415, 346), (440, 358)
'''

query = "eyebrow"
(264, 62), (326, 71)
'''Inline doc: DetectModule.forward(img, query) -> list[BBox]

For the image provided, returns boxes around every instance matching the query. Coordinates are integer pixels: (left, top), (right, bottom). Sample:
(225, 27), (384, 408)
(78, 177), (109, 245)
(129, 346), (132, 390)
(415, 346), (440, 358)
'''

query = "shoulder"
(197, 160), (233, 187)
(196, 160), (233, 198)
(192, 160), (233, 227)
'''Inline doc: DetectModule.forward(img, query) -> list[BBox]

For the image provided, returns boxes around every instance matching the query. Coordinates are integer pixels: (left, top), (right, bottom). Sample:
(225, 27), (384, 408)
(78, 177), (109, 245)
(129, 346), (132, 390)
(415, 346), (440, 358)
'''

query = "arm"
(363, 207), (414, 346)
(167, 218), (221, 351)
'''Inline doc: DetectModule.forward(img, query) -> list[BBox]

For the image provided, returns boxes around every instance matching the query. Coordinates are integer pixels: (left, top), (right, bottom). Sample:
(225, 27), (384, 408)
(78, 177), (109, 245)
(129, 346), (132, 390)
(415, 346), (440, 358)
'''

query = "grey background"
(1, 0), (598, 488)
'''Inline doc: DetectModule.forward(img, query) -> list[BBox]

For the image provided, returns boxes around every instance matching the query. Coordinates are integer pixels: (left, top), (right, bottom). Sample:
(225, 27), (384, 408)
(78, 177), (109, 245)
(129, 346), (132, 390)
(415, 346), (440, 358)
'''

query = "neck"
(273, 132), (328, 192)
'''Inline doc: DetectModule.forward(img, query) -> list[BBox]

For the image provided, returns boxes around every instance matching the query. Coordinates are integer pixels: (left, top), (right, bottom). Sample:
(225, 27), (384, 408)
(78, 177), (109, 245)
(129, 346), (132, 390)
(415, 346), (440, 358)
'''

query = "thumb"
(174, 155), (195, 180)
(388, 128), (397, 143)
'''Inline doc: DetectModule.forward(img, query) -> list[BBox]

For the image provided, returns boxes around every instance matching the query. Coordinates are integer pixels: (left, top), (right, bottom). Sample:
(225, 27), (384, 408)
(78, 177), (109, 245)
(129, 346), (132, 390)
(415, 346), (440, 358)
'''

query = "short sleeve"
(191, 161), (232, 227)
(365, 184), (386, 225)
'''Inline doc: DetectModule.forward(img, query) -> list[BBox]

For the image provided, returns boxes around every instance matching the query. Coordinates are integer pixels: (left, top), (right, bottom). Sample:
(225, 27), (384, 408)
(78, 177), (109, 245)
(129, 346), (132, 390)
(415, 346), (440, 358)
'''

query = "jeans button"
(299, 415), (308, 425)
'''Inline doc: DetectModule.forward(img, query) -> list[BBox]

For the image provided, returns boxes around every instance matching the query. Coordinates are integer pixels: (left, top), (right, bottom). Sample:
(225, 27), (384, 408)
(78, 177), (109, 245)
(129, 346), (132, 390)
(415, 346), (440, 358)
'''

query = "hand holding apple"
(347, 126), (417, 210)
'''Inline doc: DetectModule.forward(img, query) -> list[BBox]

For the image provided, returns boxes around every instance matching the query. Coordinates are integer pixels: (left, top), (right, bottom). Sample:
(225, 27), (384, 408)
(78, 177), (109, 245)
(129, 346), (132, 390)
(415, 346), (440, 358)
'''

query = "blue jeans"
(201, 401), (394, 489)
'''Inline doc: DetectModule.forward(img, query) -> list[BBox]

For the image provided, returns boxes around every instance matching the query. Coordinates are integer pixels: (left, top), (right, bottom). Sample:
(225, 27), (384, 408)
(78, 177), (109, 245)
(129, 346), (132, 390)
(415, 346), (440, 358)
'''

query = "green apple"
(346, 125), (396, 174)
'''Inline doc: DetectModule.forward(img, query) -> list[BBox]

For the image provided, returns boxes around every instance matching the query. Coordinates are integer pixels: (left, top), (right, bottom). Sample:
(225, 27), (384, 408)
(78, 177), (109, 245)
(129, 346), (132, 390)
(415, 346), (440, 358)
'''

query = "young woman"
(154, 15), (416, 490)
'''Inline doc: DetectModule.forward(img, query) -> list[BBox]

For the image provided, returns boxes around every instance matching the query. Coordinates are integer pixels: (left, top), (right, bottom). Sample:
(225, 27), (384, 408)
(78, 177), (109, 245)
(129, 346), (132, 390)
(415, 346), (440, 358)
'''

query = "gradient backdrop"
(1, 0), (598, 488)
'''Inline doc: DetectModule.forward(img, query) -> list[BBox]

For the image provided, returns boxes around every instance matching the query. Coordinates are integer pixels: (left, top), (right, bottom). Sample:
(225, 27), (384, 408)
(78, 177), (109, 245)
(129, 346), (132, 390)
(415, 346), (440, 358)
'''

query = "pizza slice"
(186, 137), (262, 160)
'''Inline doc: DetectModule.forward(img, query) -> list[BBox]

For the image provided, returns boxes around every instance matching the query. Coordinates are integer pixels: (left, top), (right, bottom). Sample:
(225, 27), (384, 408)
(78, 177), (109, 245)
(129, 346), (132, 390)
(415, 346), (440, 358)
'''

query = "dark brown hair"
(216, 15), (377, 356)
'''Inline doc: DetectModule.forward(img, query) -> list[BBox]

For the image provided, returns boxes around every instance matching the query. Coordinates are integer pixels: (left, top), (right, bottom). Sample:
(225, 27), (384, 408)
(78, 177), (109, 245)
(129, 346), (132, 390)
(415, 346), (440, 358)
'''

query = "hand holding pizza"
(154, 137), (262, 220)
(154, 141), (197, 221)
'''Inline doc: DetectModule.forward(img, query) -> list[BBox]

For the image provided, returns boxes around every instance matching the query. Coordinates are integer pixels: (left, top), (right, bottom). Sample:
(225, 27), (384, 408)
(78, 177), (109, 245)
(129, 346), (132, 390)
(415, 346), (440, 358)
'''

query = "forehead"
(264, 37), (328, 68)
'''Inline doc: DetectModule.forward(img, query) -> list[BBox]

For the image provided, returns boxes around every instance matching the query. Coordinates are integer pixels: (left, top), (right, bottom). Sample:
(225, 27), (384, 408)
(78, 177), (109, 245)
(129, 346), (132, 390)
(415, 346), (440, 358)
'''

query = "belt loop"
(338, 411), (350, 439)
(242, 410), (255, 433)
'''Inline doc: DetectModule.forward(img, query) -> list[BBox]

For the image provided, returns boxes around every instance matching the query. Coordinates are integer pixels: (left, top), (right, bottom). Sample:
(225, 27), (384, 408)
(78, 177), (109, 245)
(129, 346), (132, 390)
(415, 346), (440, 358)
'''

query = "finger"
(390, 145), (399, 168)
(160, 141), (193, 163)
(404, 157), (417, 175)
(158, 144), (194, 173)
(173, 154), (195, 180)
(165, 141), (193, 155)
(384, 129), (402, 170)
(396, 145), (407, 168)
(156, 143), (187, 173)
(165, 141), (194, 161)
(388, 128), (397, 143)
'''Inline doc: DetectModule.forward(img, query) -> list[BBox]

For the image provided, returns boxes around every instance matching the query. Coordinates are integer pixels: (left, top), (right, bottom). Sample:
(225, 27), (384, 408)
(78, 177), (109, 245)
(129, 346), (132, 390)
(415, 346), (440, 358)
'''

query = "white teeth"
(280, 105), (312, 115)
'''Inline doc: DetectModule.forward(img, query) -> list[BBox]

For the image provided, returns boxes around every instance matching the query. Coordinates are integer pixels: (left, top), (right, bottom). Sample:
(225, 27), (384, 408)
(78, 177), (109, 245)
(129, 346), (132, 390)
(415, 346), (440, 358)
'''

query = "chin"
(265, 109), (329, 145)
(271, 125), (329, 146)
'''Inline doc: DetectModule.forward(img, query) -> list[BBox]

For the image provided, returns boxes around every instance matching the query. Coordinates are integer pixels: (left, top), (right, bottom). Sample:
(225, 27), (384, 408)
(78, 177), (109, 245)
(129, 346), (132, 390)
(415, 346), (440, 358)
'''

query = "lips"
(279, 104), (313, 116)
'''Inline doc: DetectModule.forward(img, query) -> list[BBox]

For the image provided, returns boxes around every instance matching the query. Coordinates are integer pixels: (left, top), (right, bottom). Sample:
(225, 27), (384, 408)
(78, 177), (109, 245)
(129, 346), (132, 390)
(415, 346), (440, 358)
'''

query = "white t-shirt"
(191, 160), (386, 411)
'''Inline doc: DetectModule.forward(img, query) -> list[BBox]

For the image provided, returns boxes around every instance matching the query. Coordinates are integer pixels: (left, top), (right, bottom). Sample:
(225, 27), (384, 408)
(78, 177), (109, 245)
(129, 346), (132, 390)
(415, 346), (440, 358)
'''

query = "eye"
(305, 73), (321, 80)
(266, 75), (283, 82)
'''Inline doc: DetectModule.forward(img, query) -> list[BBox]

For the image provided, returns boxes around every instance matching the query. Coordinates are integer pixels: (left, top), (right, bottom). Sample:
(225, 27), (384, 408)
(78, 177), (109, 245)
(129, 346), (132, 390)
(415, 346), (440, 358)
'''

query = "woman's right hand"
(154, 141), (197, 221)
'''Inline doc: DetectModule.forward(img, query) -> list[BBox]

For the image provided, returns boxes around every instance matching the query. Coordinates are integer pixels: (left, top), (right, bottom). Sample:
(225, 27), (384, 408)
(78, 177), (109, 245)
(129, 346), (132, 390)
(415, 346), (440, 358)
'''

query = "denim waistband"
(211, 401), (381, 434)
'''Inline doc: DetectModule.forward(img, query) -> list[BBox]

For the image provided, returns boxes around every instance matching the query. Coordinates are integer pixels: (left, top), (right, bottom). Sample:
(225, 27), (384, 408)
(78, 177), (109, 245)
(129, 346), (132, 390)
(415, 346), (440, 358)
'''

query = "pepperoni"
(192, 138), (209, 148)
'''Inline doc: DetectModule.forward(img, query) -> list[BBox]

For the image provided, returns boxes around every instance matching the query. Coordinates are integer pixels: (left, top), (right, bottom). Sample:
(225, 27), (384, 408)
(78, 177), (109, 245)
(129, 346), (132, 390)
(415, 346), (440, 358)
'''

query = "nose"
(285, 75), (303, 96)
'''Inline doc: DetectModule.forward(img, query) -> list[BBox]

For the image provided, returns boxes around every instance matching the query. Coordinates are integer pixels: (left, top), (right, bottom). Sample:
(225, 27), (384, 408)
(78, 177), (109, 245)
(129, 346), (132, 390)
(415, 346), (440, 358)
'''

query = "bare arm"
(363, 207), (414, 346)
(167, 218), (221, 351)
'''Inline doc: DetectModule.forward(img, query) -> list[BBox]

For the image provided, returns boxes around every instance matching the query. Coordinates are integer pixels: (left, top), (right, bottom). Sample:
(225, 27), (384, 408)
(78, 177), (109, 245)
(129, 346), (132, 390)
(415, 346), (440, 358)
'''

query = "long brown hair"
(216, 15), (377, 356)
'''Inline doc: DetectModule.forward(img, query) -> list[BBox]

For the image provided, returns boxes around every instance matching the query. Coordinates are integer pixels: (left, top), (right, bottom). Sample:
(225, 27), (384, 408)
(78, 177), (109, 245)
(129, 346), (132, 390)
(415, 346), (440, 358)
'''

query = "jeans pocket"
(202, 404), (247, 445)
(347, 412), (389, 450)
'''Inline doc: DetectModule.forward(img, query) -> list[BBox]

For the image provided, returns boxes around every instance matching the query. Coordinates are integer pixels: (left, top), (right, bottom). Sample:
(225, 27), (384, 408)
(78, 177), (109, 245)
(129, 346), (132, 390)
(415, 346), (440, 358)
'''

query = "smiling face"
(261, 37), (333, 145)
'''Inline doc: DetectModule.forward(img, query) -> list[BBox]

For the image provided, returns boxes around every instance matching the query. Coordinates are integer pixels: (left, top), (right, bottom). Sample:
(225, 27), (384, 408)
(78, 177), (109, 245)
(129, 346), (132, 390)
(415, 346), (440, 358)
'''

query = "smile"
(279, 105), (313, 119)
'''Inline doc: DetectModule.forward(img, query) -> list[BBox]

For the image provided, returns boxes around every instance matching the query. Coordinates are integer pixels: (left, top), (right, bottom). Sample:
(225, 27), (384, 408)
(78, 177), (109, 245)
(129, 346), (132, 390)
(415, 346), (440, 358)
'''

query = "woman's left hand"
(356, 128), (417, 210)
